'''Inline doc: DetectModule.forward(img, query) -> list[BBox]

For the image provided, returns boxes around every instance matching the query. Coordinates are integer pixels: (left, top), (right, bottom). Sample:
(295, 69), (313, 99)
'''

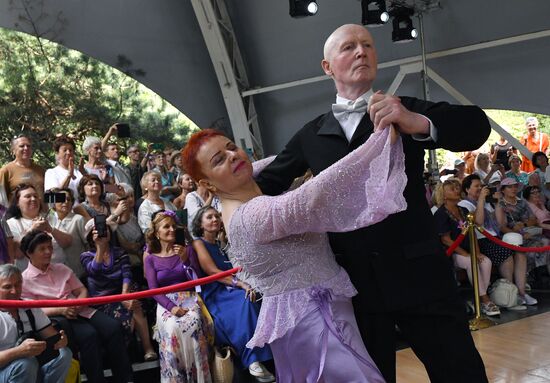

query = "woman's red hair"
(181, 129), (225, 182)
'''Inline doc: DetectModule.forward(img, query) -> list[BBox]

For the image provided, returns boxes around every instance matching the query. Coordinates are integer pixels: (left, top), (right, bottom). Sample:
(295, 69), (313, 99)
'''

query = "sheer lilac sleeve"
(235, 128), (407, 243)
(144, 255), (175, 311)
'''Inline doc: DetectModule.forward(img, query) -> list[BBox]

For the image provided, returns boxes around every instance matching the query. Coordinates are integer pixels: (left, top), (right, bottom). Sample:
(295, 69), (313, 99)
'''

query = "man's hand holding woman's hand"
(368, 91), (430, 141)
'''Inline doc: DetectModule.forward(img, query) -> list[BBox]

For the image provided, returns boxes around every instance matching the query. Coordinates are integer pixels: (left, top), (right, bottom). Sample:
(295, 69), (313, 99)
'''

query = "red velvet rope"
(478, 228), (550, 253)
(0, 267), (240, 309)
(445, 233), (466, 256)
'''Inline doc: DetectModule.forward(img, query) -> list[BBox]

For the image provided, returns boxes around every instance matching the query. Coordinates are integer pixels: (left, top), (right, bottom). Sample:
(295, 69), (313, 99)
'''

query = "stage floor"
(396, 311), (550, 382)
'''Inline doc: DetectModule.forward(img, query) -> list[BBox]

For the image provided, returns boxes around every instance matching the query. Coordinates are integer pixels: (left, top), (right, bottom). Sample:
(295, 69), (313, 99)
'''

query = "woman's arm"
(234, 128), (407, 243)
(440, 233), (470, 257)
(474, 188), (489, 226)
(192, 240), (233, 286)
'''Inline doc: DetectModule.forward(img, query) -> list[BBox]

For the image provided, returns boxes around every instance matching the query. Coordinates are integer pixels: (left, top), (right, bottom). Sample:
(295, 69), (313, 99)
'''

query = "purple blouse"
(144, 251), (199, 311)
(80, 247), (132, 297)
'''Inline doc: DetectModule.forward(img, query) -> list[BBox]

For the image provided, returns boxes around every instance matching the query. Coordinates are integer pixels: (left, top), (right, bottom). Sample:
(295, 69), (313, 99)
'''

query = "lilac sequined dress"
(229, 128), (407, 382)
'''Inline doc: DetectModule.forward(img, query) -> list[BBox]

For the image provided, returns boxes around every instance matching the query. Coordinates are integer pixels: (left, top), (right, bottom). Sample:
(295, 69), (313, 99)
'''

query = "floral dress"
(144, 251), (213, 383)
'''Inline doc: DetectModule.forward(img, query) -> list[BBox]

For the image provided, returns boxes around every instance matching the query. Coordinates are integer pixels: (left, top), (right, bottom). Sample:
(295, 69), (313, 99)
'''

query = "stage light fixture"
(289, 0), (318, 18)
(390, 6), (418, 43)
(361, 0), (389, 26)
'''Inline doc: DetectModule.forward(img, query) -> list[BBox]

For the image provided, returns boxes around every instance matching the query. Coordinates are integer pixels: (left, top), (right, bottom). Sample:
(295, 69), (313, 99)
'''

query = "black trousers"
(52, 311), (133, 383)
(353, 295), (488, 383)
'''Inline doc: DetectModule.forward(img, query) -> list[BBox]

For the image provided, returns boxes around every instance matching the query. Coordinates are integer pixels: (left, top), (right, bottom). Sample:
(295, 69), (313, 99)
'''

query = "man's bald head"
(323, 24), (374, 61)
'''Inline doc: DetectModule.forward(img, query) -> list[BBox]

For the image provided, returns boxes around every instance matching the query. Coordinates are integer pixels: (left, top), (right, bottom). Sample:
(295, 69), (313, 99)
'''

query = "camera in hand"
(486, 186), (498, 204)
(44, 192), (66, 204)
(115, 123), (130, 138)
(94, 214), (108, 237)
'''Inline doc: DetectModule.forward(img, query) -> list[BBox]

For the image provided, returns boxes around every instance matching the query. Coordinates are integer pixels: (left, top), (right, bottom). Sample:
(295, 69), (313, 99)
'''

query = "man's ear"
(321, 59), (332, 76)
(198, 179), (217, 194)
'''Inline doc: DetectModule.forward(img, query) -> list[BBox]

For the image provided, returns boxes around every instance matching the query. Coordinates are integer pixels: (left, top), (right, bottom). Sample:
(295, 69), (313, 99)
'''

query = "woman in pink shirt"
(20, 230), (133, 383)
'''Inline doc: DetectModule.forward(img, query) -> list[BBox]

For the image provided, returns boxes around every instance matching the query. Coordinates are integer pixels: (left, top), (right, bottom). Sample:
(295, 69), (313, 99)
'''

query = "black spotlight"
(289, 0), (318, 17)
(361, 0), (389, 26)
(390, 6), (418, 43)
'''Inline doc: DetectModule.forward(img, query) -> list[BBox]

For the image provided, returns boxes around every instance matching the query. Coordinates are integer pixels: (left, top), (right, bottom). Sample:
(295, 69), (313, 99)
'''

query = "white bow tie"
(332, 98), (368, 120)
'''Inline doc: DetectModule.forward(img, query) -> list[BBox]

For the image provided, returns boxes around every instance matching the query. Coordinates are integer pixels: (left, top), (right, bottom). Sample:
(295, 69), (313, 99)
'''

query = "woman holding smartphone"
(144, 210), (212, 382)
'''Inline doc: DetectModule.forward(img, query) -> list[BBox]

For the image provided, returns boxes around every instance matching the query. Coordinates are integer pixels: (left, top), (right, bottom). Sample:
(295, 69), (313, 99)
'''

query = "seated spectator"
(191, 206), (275, 379)
(47, 188), (87, 278)
(6, 184), (72, 271)
(0, 136), (45, 207)
(0, 204), (15, 264)
(80, 222), (157, 362)
(80, 136), (114, 185)
(474, 152), (503, 185)
(0, 264), (72, 383)
(496, 178), (548, 305)
(144, 211), (212, 382)
(173, 173), (195, 210)
(105, 184), (144, 267)
(434, 180), (500, 316)
(532, 151), (550, 202)
(151, 153), (179, 201)
(524, 185), (550, 236)
(138, 171), (176, 233)
(20, 230), (133, 383)
(185, 183), (221, 236)
(459, 175), (520, 291)
(76, 174), (120, 228)
(44, 136), (83, 200)
(505, 154), (529, 188)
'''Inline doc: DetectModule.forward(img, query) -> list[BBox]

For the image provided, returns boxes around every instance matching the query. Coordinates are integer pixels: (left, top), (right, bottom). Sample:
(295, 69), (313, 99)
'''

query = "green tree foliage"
(0, 27), (197, 167)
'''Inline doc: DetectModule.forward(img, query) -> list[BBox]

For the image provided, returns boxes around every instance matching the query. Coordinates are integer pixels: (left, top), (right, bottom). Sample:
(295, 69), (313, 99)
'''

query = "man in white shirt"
(0, 264), (72, 383)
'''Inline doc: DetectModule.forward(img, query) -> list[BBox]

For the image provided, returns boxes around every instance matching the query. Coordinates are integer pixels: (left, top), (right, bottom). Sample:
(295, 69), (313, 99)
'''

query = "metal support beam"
(191, 0), (264, 157)
(241, 29), (550, 98)
(426, 66), (530, 158)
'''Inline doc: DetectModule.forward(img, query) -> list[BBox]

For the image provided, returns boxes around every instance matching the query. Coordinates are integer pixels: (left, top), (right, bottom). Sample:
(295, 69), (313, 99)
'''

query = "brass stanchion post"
(467, 213), (496, 331)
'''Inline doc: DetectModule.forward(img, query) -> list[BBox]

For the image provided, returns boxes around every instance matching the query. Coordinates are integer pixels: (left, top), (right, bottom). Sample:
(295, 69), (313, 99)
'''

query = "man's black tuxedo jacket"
(256, 97), (491, 313)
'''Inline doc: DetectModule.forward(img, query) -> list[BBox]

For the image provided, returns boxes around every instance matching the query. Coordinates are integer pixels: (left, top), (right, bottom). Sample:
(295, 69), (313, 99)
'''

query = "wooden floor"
(396, 312), (550, 382)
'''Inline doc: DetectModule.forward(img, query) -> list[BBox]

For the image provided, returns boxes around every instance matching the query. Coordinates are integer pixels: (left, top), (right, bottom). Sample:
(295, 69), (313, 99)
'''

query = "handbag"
(211, 346), (234, 383)
(488, 278), (519, 308)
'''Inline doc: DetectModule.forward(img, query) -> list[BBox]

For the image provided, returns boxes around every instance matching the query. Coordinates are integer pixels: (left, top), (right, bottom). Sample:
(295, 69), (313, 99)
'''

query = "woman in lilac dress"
(182, 127), (406, 382)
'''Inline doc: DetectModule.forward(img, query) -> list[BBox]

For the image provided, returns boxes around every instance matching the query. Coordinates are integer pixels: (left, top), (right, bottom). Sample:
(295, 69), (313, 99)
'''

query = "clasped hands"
(368, 91), (431, 144)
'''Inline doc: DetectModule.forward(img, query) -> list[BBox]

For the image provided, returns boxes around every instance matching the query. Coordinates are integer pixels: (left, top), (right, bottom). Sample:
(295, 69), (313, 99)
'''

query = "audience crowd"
(0, 126), (275, 383)
(0, 116), (548, 382)
(432, 116), (550, 314)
